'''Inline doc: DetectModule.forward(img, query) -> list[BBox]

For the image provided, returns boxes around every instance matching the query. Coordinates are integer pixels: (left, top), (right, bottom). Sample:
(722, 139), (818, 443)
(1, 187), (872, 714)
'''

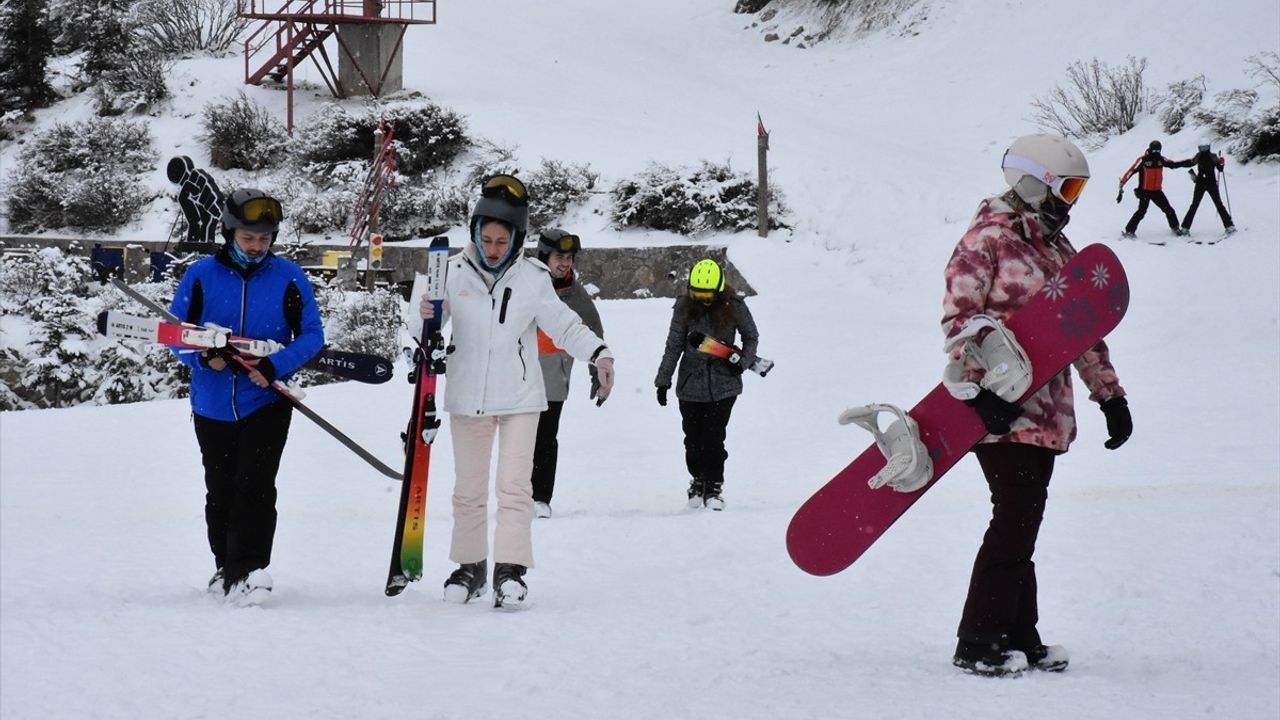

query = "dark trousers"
(678, 396), (736, 494)
(530, 400), (565, 504)
(192, 400), (293, 589)
(1125, 189), (1180, 233)
(1182, 181), (1233, 230)
(958, 443), (1056, 649)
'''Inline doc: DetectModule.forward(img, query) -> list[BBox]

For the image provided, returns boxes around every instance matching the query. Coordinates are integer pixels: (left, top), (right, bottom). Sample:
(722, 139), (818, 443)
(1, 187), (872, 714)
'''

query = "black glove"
(965, 388), (1023, 435)
(198, 349), (229, 370)
(727, 358), (745, 375)
(1100, 396), (1132, 450)
(1116, 187), (1124, 204)
(255, 357), (278, 385)
(590, 369), (604, 406)
(656, 385), (669, 407)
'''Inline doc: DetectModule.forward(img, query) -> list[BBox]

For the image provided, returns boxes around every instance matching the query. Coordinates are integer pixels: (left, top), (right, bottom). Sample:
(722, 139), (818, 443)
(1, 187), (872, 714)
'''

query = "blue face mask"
(229, 240), (267, 268)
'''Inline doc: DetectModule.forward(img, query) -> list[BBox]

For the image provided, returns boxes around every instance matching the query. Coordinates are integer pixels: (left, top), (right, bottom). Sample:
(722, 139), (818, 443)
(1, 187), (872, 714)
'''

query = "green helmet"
(688, 258), (725, 301)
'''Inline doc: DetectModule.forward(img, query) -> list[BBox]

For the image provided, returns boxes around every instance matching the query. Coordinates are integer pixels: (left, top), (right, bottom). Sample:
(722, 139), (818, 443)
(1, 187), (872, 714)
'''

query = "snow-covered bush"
(610, 161), (786, 236)
(291, 100), (470, 174)
(379, 178), (471, 238)
(0, 248), (188, 410)
(94, 45), (171, 116)
(4, 119), (157, 232)
(1156, 75), (1206, 134)
(526, 159), (598, 231)
(1190, 53), (1280, 163)
(128, 0), (248, 56)
(201, 91), (288, 170)
(0, 0), (57, 116)
(1030, 57), (1148, 144)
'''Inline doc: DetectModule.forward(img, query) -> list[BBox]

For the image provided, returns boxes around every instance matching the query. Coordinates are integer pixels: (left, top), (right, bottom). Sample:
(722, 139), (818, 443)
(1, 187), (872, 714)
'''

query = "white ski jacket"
(439, 246), (610, 416)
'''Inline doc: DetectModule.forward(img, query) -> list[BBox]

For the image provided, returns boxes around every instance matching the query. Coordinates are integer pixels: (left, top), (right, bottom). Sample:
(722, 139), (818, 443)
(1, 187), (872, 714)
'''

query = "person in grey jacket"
(654, 258), (759, 510)
(530, 228), (606, 519)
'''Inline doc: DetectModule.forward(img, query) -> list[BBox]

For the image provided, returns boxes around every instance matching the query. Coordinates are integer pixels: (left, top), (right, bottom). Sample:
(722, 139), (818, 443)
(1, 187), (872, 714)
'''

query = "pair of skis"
(104, 278), (403, 481)
(98, 310), (395, 384)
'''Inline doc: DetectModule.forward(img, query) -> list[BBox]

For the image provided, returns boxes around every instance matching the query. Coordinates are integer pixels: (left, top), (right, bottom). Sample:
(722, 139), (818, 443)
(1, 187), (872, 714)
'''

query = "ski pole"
(1219, 164), (1232, 216)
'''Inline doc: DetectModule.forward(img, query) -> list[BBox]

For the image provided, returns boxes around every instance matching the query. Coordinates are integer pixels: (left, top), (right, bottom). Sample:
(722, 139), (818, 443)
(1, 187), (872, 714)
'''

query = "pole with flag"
(757, 112), (770, 238)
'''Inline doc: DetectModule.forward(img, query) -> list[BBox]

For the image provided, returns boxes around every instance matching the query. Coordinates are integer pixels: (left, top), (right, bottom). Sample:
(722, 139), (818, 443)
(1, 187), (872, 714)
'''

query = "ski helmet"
(1001, 134), (1090, 207)
(1199, 143), (1211, 152)
(1148, 140), (1162, 153)
(470, 174), (529, 271)
(688, 258), (725, 302)
(536, 228), (581, 263)
(221, 188), (284, 243)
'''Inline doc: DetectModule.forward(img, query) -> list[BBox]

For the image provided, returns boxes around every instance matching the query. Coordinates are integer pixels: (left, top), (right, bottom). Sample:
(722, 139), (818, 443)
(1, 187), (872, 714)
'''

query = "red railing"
(238, 0), (436, 23)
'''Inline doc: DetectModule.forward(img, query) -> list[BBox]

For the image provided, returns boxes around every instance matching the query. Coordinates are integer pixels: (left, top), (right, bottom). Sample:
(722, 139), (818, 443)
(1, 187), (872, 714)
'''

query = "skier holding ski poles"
(943, 134), (1131, 676)
(1179, 143), (1236, 235)
(654, 258), (760, 511)
(529, 228), (607, 520)
(416, 175), (614, 608)
(169, 189), (325, 606)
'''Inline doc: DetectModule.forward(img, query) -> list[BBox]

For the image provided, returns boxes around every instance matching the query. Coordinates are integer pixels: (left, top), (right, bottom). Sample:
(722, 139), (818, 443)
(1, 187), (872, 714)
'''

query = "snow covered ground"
(3, 1), (1279, 718)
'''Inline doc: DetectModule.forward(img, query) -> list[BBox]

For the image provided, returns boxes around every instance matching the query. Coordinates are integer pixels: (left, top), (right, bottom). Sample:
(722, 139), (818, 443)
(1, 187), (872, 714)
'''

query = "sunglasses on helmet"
(1001, 152), (1088, 204)
(234, 196), (284, 225)
(688, 288), (718, 302)
(481, 174), (529, 207)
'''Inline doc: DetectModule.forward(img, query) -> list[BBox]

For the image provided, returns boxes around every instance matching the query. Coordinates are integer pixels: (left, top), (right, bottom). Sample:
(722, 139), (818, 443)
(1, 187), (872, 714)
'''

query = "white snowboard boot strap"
(942, 314), (1032, 402)
(837, 404), (933, 493)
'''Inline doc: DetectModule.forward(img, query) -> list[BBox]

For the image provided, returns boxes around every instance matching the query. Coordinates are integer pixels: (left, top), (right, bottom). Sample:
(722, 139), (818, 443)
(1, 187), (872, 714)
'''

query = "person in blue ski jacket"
(169, 188), (324, 606)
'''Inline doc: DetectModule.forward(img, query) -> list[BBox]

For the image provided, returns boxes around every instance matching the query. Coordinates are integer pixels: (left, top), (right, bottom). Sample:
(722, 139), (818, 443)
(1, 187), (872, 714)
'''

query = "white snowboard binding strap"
(942, 314), (1032, 402)
(837, 404), (933, 493)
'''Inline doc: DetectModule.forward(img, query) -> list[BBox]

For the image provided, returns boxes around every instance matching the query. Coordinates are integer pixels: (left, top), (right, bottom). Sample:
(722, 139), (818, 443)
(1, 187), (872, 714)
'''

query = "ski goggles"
(1001, 152), (1088, 204)
(233, 196), (284, 225)
(481, 174), (529, 207)
(688, 288), (718, 303)
(541, 232), (581, 254)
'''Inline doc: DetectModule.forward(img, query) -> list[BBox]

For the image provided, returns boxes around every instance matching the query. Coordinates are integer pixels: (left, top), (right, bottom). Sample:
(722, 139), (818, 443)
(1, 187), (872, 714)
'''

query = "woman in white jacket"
(419, 175), (614, 608)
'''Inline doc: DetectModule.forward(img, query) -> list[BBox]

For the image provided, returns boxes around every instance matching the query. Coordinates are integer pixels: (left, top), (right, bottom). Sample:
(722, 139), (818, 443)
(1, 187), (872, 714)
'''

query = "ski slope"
(2, 1), (1278, 718)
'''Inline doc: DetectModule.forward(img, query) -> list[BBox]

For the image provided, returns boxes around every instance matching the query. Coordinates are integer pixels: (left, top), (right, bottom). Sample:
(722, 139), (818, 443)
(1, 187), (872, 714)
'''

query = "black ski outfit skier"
(169, 189), (325, 605)
(1118, 140), (1189, 238)
(530, 229), (606, 519)
(654, 259), (759, 510)
(1179, 143), (1235, 233)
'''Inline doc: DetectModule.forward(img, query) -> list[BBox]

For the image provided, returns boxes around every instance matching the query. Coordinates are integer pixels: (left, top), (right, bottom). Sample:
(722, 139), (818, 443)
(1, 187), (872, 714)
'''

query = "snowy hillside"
(2, 1), (1279, 718)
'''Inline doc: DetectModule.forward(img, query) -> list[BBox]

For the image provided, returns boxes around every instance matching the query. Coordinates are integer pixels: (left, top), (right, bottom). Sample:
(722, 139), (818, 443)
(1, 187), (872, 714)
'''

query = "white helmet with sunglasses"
(1001, 134), (1089, 240)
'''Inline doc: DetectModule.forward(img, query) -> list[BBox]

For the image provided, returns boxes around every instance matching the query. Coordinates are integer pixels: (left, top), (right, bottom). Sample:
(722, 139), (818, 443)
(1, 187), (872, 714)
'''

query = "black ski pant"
(1124, 189), (1180, 234)
(678, 396), (736, 495)
(1181, 180), (1233, 230)
(530, 400), (565, 504)
(192, 400), (293, 590)
(957, 442), (1056, 650)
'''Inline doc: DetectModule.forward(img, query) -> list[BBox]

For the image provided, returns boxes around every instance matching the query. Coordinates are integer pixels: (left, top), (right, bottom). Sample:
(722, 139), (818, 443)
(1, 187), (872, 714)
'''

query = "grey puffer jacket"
(654, 293), (759, 403)
(538, 276), (604, 402)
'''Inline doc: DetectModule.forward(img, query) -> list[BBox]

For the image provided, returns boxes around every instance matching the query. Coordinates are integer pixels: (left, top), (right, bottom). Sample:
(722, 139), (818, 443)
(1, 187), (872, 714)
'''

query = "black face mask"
(1038, 196), (1073, 242)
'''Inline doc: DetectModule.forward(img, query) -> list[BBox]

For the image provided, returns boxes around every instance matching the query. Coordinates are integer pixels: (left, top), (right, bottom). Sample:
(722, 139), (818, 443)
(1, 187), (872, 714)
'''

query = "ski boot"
(207, 568), (225, 596)
(443, 560), (487, 604)
(225, 569), (273, 608)
(493, 563), (528, 609)
(703, 480), (725, 511)
(686, 479), (705, 509)
(1022, 644), (1069, 672)
(952, 638), (1029, 677)
(1120, 230), (1136, 239)
(534, 501), (552, 519)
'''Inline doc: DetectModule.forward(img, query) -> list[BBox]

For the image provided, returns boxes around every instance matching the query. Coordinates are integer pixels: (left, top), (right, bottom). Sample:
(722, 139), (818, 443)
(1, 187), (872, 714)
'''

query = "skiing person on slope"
(943, 134), (1132, 676)
(169, 189), (325, 606)
(529, 228), (607, 519)
(417, 175), (614, 608)
(1118, 139), (1189, 238)
(1178, 143), (1236, 235)
(654, 258), (760, 511)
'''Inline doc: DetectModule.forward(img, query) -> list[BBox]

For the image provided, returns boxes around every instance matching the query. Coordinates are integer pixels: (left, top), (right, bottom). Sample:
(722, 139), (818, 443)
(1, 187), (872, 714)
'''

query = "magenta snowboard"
(786, 243), (1130, 576)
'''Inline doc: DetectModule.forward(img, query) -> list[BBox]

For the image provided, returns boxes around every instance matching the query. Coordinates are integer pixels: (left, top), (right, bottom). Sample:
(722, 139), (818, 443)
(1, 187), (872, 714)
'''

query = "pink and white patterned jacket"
(942, 194), (1125, 452)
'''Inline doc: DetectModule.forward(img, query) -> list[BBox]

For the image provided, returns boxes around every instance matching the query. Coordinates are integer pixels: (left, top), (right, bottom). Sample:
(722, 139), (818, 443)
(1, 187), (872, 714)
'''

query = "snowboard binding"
(837, 404), (933, 493)
(942, 314), (1032, 403)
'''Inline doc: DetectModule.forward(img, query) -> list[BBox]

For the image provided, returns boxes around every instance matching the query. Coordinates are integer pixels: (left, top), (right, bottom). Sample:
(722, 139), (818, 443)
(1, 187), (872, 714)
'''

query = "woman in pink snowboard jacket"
(942, 134), (1132, 677)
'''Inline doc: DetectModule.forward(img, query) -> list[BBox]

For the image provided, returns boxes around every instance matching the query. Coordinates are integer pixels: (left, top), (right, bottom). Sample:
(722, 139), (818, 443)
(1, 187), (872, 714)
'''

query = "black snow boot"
(443, 560), (487, 604)
(952, 638), (1029, 677)
(704, 480), (725, 511)
(1022, 643), (1069, 672)
(493, 563), (528, 608)
(687, 479), (704, 509)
